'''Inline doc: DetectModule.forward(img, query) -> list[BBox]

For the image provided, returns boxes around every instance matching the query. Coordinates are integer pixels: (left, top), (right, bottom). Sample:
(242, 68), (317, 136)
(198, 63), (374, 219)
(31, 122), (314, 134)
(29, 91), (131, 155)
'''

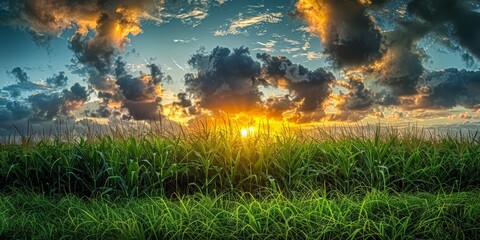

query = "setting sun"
(240, 127), (255, 137)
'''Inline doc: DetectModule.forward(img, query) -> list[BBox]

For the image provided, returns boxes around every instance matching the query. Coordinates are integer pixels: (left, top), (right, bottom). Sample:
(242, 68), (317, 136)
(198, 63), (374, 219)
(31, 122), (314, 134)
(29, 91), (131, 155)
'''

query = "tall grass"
(2, 122), (480, 238)
(1, 190), (479, 239)
(1, 123), (480, 198)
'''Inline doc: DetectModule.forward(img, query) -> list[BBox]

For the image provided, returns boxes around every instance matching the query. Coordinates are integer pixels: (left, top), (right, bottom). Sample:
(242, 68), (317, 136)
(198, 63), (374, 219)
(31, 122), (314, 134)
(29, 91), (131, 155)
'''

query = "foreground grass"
(1, 125), (480, 197)
(2, 125), (480, 238)
(1, 190), (479, 239)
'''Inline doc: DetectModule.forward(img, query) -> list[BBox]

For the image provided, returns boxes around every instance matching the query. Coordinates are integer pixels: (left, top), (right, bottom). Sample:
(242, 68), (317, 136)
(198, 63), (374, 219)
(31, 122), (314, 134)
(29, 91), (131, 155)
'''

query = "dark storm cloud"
(7, 67), (29, 83)
(367, 9), (480, 110)
(172, 92), (198, 116)
(402, 68), (480, 110)
(63, 83), (90, 103)
(407, 0), (480, 59)
(184, 46), (265, 113)
(1, 0), (164, 120)
(180, 48), (336, 123)
(0, 101), (31, 131)
(89, 105), (111, 118)
(296, 0), (385, 68)
(116, 75), (156, 102)
(0, 101), (30, 123)
(334, 68), (480, 120)
(173, 92), (192, 108)
(46, 71), (68, 88)
(4, 67), (48, 93)
(1, 0), (159, 65)
(367, 0), (480, 102)
(295, 0), (480, 117)
(331, 77), (375, 122)
(113, 58), (164, 120)
(68, 22), (116, 75)
(257, 53), (335, 114)
(121, 101), (160, 121)
(370, 23), (428, 97)
(374, 90), (401, 107)
(68, 27), (116, 93)
(337, 77), (374, 111)
(147, 63), (164, 84)
(28, 93), (65, 121)
(264, 95), (296, 120)
(27, 83), (90, 121)
(362, 0), (480, 102)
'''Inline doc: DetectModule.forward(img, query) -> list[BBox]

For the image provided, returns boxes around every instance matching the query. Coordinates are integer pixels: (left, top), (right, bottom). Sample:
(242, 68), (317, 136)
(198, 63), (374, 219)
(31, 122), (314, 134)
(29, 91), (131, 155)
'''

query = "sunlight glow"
(240, 127), (255, 137)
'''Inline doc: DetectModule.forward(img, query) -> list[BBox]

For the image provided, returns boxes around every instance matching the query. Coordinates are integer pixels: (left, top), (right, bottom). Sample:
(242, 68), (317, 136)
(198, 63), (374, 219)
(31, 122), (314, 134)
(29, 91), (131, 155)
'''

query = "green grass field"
(1, 124), (480, 239)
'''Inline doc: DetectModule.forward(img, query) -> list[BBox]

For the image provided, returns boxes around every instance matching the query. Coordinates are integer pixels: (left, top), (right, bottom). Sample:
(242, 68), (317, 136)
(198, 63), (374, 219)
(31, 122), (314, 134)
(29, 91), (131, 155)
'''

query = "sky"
(0, 0), (479, 134)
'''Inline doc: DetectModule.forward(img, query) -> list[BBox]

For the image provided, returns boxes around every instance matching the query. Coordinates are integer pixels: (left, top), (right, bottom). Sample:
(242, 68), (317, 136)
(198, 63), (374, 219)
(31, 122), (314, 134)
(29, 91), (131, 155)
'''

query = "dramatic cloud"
(46, 71), (68, 88)
(7, 67), (29, 83)
(0, 1), (170, 126)
(3, 0), (159, 72)
(263, 95), (296, 120)
(3, 0), (480, 126)
(3, 67), (48, 96)
(364, 23), (428, 97)
(339, 68), (480, 120)
(147, 63), (165, 84)
(337, 77), (374, 111)
(331, 76), (375, 121)
(1, 0), (164, 106)
(184, 47), (265, 114)
(295, 0), (480, 119)
(407, 0), (480, 59)
(179, 48), (337, 123)
(3, 0), (156, 41)
(400, 69), (480, 110)
(28, 83), (90, 121)
(349, 0), (480, 115)
(0, 68), (90, 129)
(257, 53), (335, 123)
(0, 101), (31, 129)
(28, 93), (66, 121)
(172, 92), (197, 115)
(65, 5), (142, 92)
(296, 0), (385, 68)
(1, 0), (208, 122)
(114, 58), (165, 120)
(173, 92), (192, 108)
(62, 83), (90, 113)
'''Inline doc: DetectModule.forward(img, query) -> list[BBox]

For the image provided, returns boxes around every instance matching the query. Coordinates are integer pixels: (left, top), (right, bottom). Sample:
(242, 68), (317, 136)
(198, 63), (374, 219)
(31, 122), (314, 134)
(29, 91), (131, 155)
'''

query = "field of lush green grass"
(1, 124), (480, 239)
